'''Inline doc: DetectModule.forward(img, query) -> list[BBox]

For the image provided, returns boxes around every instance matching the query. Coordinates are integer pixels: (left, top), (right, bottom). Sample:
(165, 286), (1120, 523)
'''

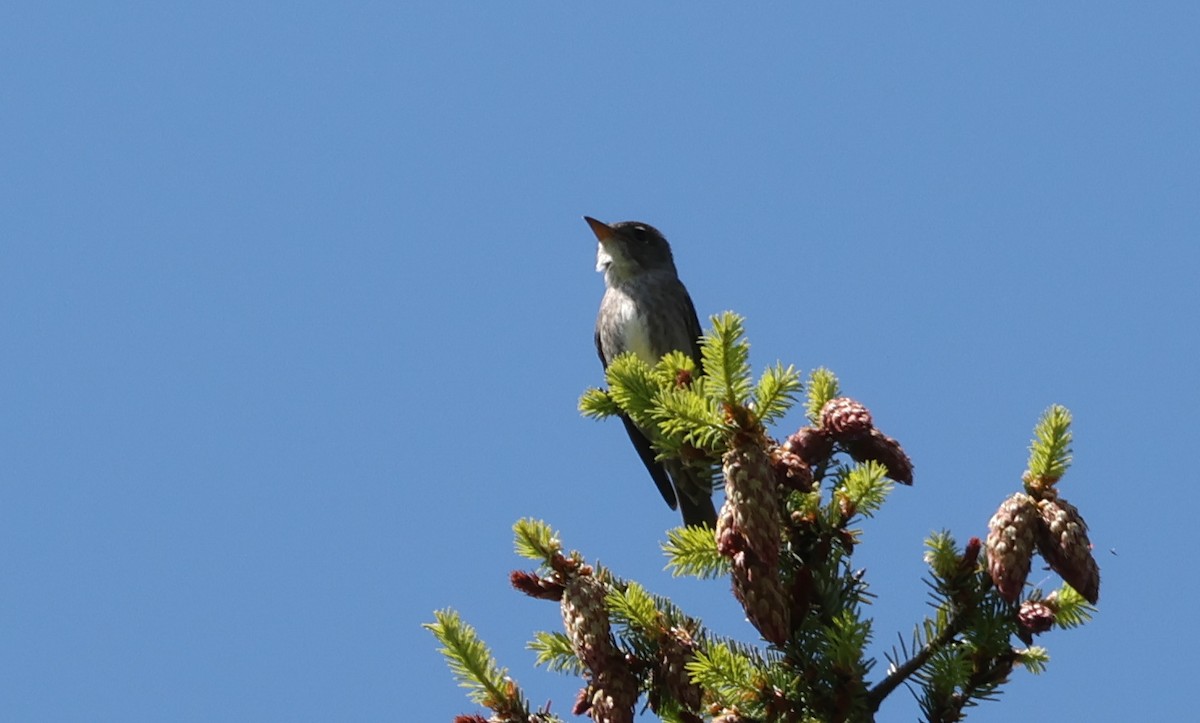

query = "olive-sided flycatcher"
(586, 216), (718, 528)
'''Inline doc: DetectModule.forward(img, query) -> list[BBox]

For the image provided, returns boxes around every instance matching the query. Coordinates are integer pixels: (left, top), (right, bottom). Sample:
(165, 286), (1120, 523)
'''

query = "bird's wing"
(594, 326), (607, 367)
(679, 282), (705, 373)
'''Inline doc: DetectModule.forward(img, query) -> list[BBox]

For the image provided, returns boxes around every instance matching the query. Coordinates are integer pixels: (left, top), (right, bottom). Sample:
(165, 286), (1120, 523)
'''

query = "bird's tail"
(671, 462), (718, 529)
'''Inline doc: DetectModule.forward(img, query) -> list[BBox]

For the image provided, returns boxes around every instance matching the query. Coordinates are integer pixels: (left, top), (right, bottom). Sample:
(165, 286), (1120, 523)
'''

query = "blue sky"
(3, 3), (1197, 721)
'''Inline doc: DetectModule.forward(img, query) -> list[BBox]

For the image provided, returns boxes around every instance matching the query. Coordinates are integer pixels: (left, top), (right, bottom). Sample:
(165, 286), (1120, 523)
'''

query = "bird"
(586, 216), (718, 528)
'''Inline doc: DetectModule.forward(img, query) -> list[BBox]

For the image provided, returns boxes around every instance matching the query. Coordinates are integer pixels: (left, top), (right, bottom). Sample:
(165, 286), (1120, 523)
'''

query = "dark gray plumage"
(586, 216), (717, 528)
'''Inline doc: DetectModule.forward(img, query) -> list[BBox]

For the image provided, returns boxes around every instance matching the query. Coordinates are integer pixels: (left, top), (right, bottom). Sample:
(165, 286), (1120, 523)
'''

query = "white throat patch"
(595, 243), (614, 273)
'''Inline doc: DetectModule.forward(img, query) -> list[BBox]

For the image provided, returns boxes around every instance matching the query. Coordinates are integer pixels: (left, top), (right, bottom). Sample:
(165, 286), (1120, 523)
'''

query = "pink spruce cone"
(583, 671), (639, 723)
(820, 397), (875, 439)
(1018, 598), (1057, 637)
(783, 426), (834, 466)
(715, 442), (790, 644)
(770, 447), (814, 493)
(652, 627), (703, 715)
(986, 493), (1039, 603)
(560, 567), (638, 723)
(561, 570), (618, 673)
(1036, 497), (1101, 604)
(843, 428), (914, 485)
(730, 551), (790, 645)
(718, 445), (782, 566)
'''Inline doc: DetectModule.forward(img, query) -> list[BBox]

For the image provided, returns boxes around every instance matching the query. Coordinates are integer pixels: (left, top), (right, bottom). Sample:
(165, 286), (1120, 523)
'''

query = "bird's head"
(585, 216), (678, 284)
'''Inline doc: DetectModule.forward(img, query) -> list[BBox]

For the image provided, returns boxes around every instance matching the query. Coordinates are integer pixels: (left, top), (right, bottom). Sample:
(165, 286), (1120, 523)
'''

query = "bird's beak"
(584, 216), (615, 243)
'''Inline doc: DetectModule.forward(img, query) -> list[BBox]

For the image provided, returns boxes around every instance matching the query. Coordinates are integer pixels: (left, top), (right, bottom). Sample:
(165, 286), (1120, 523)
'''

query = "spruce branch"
(514, 518), (563, 564)
(1050, 584), (1096, 629)
(663, 525), (731, 579)
(826, 609), (874, 674)
(686, 642), (759, 710)
(654, 349), (699, 384)
(607, 581), (660, 634)
(752, 362), (803, 425)
(922, 530), (963, 582)
(1015, 645), (1049, 674)
(579, 387), (620, 419)
(425, 609), (535, 718)
(1027, 404), (1073, 483)
(653, 385), (728, 455)
(805, 368), (840, 424)
(603, 352), (661, 429)
(932, 648), (1018, 720)
(529, 631), (584, 676)
(642, 589), (702, 633)
(839, 461), (894, 520)
(701, 312), (753, 409)
(871, 534), (984, 714)
(868, 611), (965, 713)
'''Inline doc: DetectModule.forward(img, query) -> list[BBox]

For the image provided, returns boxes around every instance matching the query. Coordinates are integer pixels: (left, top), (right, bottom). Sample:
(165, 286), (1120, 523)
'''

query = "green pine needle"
(579, 387), (620, 419)
(654, 350), (698, 385)
(685, 642), (758, 709)
(663, 525), (731, 579)
(841, 461), (894, 519)
(789, 490), (822, 518)
(1027, 405), (1073, 480)
(1052, 584), (1097, 629)
(653, 386), (727, 454)
(753, 362), (803, 425)
(528, 631), (583, 676)
(805, 368), (840, 424)
(607, 581), (660, 632)
(513, 518), (562, 563)
(921, 646), (972, 696)
(701, 312), (753, 408)
(1016, 646), (1050, 674)
(826, 609), (873, 671)
(604, 353), (661, 429)
(425, 609), (521, 709)
(922, 530), (961, 582)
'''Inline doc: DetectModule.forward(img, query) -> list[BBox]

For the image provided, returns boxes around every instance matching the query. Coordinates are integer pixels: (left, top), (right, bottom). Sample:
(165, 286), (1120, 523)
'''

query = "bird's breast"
(599, 287), (657, 365)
